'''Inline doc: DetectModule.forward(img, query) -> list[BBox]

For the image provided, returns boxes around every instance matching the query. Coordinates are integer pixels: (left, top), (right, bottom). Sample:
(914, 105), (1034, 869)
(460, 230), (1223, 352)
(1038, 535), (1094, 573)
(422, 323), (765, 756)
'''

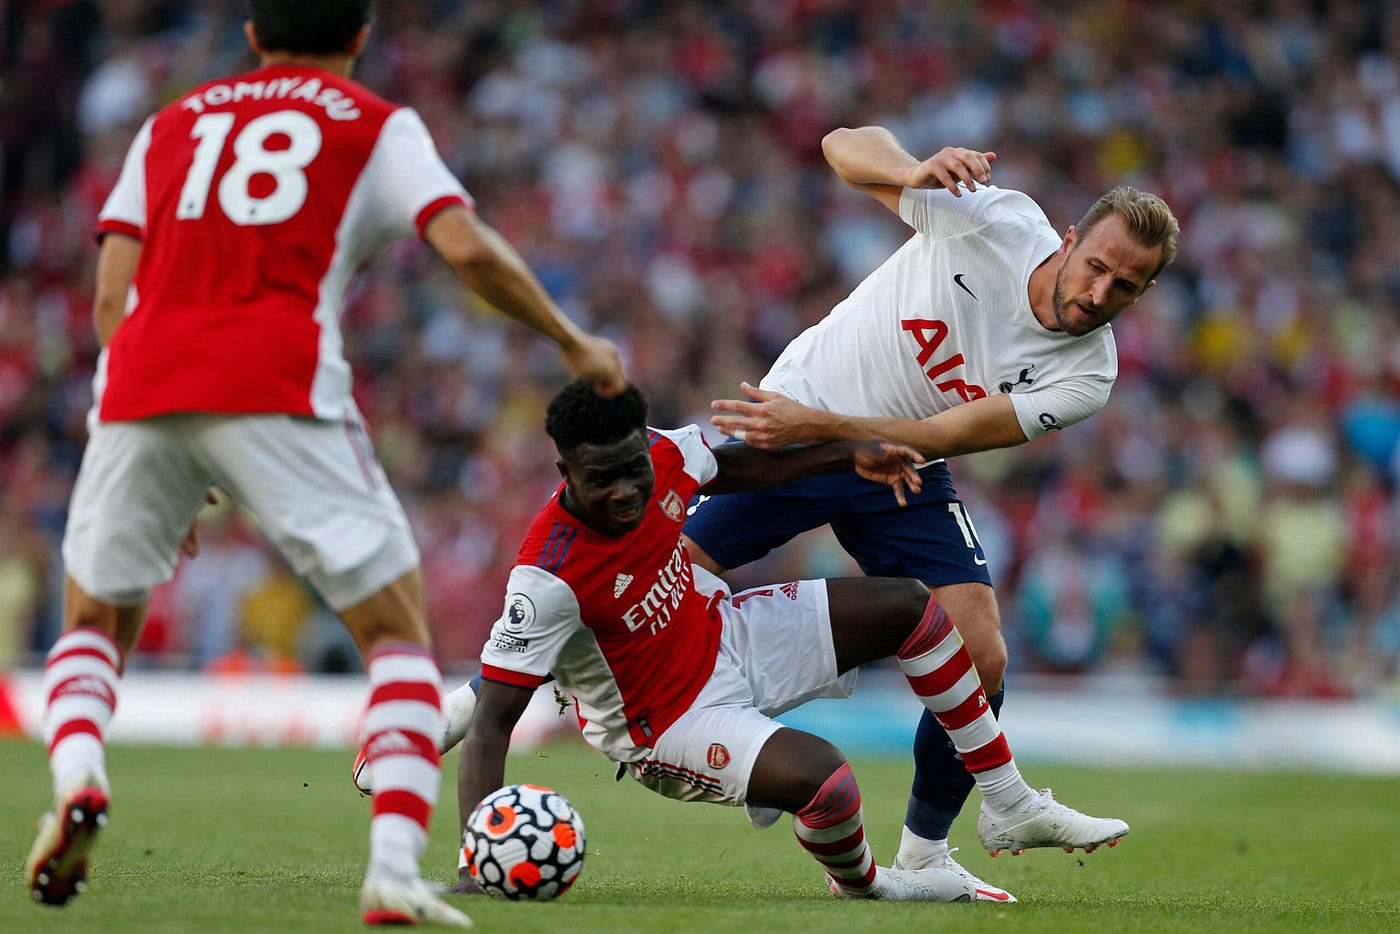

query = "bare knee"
(971, 638), (1008, 695)
(748, 728), (848, 814)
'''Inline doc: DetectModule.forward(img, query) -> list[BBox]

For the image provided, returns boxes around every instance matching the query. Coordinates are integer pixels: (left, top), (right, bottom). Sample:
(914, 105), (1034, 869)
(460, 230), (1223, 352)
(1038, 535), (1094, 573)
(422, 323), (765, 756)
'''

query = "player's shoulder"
(516, 497), (581, 569)
(646, 424), (717, 485)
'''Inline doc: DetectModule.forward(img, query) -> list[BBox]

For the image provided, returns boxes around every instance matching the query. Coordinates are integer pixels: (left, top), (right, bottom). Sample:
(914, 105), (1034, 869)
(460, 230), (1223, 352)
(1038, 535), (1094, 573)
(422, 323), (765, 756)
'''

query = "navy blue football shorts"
(683, 459), (993, 587)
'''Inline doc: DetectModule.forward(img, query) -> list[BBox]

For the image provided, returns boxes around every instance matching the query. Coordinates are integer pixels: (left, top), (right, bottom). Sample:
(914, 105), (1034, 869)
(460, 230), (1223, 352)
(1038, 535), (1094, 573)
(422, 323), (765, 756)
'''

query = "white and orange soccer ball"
(462, 783), (586, 901)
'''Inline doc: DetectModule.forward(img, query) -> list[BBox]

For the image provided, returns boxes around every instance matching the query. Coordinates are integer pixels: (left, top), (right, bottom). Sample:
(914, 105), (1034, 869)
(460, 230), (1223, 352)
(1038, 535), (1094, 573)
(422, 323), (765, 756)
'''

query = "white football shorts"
(624, 569), (858, 817)
(63, 412), (418, 610)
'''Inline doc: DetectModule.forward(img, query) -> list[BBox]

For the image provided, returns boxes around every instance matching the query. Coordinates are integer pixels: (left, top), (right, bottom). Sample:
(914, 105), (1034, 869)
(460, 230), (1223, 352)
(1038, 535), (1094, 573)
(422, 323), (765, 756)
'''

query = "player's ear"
(347, 23), (371, 57)
(1060, 225), (1077, 256)
(243, 21), (264, 55)
(555, 459), (569, 481)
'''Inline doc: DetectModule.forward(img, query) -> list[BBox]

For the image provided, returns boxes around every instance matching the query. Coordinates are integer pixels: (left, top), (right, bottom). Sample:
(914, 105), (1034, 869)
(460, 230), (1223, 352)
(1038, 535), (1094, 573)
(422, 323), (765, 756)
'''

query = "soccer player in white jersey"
(683, 125), (1179, 899)
(26, 1), (624, 926)
(450, 379), (1126, 903)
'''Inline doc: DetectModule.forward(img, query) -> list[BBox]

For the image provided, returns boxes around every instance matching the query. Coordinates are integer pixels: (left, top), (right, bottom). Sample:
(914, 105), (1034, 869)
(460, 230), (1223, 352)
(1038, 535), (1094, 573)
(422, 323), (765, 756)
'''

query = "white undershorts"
(63, 412), (418, 610)
(624, 570), (858, 817)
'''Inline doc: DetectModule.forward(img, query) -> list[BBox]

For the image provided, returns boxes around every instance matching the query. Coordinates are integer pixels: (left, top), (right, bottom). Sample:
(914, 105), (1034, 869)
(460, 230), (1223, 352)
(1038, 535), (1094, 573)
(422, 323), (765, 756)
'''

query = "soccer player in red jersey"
(26, 1), (623, 926)
(451, 379), (1126, 902)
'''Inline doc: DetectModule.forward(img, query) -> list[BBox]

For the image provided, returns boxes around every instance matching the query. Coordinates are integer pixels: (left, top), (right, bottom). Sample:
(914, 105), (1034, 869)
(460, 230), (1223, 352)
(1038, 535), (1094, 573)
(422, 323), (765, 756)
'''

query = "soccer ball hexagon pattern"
(463, 783), (586, 900)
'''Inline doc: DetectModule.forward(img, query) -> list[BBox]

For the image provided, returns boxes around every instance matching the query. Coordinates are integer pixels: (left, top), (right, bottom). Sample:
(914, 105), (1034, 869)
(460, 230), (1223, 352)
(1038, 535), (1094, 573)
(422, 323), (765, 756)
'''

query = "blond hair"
(1077, 186), (1180, 281)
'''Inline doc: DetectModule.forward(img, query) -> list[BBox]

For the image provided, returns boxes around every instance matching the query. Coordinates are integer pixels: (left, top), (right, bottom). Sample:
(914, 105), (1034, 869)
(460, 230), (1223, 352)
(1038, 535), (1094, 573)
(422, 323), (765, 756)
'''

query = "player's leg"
(827, 471), (1016, 878)
(902, 581), (1007, 871)
(204, 413), (467, 926)
(354, 672), (481, 795)
(706, 574), (972, 901)
(749, 728), (969, 901)
(631, 696), (973, 903)
(31, 419), (211, 906)
(886, 586), (1128, 857)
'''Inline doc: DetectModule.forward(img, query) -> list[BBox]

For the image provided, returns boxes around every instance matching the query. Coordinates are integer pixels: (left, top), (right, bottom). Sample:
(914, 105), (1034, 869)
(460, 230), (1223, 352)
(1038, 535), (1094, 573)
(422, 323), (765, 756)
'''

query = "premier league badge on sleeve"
(503, 594), (536, 634)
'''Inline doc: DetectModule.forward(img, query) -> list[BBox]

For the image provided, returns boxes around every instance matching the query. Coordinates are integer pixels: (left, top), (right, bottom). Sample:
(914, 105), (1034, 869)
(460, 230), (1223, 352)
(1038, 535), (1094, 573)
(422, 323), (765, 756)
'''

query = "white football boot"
(979, 788), (1128, 857)
(828, 864), (976, 902)
(360, 874), (473, 927)
(894, 844), (1016, 903)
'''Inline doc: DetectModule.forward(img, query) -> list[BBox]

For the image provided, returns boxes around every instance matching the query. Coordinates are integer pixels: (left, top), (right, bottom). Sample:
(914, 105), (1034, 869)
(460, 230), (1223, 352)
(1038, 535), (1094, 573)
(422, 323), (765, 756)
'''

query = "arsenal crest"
(706, 743), (731, 769)
(659, 490), (684, 521)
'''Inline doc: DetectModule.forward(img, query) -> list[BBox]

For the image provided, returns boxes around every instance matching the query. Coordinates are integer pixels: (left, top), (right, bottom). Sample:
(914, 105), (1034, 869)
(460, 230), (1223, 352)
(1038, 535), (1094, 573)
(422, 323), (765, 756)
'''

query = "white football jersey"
(762, 185), (1117, 441)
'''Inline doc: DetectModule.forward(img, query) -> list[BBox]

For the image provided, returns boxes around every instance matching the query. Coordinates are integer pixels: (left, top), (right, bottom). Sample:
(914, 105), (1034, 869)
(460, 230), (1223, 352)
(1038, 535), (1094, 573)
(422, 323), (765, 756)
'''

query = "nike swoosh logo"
(953, 273), (979, 301)
(976, 888), (1013, 902)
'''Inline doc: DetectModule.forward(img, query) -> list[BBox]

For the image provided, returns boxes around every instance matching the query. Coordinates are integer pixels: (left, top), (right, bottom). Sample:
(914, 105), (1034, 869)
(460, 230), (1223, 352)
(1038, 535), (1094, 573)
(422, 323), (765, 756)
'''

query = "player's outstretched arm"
(706, 433), (923, 504)
(424, 206), (627, 396)
(451, 678), (534, 895)
(712, 381), (1028, 461)
(822, 126), (996, 213)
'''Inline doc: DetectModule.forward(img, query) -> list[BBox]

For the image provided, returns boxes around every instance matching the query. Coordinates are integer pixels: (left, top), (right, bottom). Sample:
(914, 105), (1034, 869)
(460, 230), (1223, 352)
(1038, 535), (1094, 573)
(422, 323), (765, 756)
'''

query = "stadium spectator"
(23, 0), (623, 926)
(0, 1), (1398, 705)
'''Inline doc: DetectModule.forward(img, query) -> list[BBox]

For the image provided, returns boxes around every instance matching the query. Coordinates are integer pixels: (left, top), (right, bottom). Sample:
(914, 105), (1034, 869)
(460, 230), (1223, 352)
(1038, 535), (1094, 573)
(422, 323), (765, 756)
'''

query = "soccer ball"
(463, 783), (585, 900)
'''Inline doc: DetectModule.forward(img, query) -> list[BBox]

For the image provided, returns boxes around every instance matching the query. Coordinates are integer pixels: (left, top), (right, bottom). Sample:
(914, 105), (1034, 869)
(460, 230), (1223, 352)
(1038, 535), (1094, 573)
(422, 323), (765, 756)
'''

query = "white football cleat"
(361, 874), (473, 927)
(979, 788), (1128, 857)
(352, 744), (371, 796)
(27, 774), (111, 907)
(894, 846), (1016, 903)
(827, 865), (976, 902)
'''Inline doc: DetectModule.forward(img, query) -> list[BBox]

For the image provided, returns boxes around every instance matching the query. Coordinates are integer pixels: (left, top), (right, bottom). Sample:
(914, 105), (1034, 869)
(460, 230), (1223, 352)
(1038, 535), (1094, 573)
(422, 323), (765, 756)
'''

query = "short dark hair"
(245, 0), (372, 56)
(545, 379), (647, 453)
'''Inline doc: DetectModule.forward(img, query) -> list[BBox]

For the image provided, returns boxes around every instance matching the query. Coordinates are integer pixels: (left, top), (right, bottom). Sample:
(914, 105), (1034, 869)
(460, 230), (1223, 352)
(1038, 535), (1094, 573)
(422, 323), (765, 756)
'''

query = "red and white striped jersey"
(478, 425), (723, 763)
(94, 64), (472, 421)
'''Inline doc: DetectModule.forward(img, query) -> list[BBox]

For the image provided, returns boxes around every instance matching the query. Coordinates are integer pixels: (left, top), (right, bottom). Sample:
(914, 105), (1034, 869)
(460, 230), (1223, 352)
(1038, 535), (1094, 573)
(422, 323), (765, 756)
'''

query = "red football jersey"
(479, 426), (723, 759)
(95, 64), (472, 421)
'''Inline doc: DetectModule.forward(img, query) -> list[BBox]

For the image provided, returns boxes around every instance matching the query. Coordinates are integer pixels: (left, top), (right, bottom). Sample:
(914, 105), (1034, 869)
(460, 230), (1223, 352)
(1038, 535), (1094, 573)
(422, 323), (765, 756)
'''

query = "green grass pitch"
(2, 737), (1396, 932)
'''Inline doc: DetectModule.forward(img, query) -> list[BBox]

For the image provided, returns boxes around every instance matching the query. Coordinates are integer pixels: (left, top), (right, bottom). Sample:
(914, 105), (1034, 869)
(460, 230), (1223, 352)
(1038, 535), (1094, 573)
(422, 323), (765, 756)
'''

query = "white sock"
(439, 676), (478, 753)
(363, 644), (443, 882)
(895, 825), (949, 870)
(43, 628), (122, 797)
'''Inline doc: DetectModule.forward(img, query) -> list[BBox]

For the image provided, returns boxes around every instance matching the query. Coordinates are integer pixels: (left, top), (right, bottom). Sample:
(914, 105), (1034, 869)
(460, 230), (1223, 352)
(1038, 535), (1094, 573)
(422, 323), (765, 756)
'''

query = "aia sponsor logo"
(706, 743), (731, 769)
(52, 675), (115, 709)
(659, 490), (684, 521)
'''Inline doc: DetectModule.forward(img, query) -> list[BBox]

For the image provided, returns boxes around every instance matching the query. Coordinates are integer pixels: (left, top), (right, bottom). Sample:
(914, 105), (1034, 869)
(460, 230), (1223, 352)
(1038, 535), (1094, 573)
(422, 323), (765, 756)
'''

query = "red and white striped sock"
(897, 596), (1035, 816)
(793, 762), (877, 895)
(362, 643), (443, 881)
(42, 627), (122, 797)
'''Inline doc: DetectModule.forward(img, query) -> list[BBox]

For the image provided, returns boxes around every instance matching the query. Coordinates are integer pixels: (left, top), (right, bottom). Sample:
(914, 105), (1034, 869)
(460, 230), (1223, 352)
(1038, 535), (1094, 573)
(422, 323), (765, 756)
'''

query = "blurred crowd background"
(2, 0), (1398, 698)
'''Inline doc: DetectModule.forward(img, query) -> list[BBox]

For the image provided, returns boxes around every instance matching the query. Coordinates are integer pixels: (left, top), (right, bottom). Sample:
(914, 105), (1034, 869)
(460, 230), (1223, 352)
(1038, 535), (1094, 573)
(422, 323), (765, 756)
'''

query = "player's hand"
(853, 441), (924, 507)
(179, 489), (220, 558)
(905, 147), (996, 196)
(448, 870), (486, 896)
(560, 333), (627, 397)
(710, 382), (835, 448)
